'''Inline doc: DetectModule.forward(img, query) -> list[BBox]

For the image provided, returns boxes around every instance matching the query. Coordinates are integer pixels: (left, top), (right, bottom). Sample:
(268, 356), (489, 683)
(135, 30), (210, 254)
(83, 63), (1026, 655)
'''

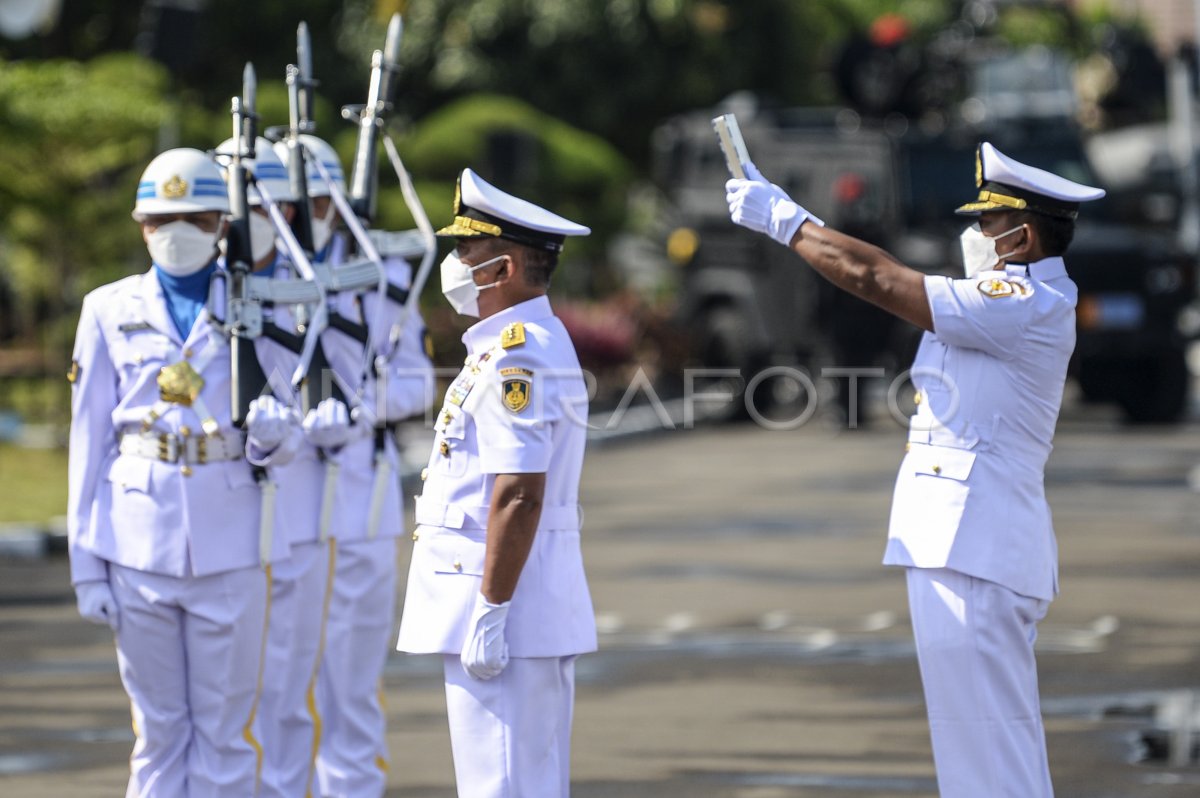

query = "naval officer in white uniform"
(397, 168), (597, 798)
(726, 142), (1104, 797)
(67, 147), (298, 797)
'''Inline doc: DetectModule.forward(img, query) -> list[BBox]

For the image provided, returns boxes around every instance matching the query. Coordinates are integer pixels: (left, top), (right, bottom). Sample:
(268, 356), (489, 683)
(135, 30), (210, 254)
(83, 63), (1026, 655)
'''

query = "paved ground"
(1, 398), (1199, 796)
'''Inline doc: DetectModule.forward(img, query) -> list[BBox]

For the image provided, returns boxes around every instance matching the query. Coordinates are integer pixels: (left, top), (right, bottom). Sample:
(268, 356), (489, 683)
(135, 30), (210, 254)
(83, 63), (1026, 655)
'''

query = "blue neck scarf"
(154, 261), (216, 339)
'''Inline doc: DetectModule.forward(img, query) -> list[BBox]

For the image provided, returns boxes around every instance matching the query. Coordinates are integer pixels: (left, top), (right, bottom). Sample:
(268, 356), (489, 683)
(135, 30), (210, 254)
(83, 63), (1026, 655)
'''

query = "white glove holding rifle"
(75, 580), (120, 631)
(302, 397), (354, 450)
(725, 162), (825, 247)
(461, 593), (511, 680)
(246, 395), (297, 451)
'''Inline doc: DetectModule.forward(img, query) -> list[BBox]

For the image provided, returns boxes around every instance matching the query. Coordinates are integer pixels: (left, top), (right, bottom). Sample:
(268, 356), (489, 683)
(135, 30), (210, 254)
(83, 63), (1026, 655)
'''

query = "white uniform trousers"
(110, 562), (270, 798)
(315, 537), (397, 798)
(442, 654), (577, 798)
(906, 567), (1054, 798)
(260, 539), (335, 798)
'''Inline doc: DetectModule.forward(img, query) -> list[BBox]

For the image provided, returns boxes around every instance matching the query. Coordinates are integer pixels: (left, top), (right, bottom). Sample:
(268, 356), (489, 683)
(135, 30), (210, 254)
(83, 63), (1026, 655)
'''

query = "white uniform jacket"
(318, 240), (435, 542)
(884, 258), (1077, 600)
(67, 269), (288, 585)
(397, 295), (598, 658)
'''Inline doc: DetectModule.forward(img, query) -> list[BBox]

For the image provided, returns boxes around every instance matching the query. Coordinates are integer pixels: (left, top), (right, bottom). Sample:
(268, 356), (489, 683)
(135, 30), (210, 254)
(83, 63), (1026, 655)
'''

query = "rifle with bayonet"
(226, 64), (271, 428)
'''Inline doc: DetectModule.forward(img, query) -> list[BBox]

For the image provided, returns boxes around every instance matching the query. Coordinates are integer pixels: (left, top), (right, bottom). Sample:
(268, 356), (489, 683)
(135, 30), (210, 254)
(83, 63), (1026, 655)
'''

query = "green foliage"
(0, 53), (171, 327)
(0, 441), (68, 523)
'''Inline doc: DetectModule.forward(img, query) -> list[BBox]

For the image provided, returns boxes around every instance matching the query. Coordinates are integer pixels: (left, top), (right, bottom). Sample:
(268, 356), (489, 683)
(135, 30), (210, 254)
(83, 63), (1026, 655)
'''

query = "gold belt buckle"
(157, 361), (205, 406)
(156, 433), (177, 463)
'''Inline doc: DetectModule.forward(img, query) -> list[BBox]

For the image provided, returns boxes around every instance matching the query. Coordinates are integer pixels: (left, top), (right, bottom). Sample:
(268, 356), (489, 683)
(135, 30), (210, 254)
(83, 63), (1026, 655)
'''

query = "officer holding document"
(725, 137), (1104, 797)
(397, 168), (597, 798)
(67, 147), (296, 796)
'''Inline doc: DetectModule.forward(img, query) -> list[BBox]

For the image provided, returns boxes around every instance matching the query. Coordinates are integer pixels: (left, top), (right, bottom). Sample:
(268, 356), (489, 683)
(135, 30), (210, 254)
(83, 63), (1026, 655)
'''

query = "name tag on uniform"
(118, 320), (154, 333)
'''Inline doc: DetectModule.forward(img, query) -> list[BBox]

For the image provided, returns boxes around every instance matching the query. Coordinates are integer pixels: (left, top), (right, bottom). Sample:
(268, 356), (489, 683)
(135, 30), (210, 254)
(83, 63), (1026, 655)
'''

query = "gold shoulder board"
(500, 322), (526, 349)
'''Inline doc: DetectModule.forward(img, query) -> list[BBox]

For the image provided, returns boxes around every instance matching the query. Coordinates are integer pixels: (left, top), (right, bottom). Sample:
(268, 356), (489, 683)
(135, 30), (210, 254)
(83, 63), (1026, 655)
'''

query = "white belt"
(414, 497), (581, 531)
(119, 431), (245, 465)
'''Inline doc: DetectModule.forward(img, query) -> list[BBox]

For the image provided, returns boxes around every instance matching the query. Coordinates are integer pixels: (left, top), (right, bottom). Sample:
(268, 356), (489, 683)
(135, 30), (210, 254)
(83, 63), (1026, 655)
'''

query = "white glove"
(302, 398), (353, 450)
(246, 395), (296, 452)
(725, 162), (824, 246)
(461, 593), (511, 681)
(75, 580), (120, 631)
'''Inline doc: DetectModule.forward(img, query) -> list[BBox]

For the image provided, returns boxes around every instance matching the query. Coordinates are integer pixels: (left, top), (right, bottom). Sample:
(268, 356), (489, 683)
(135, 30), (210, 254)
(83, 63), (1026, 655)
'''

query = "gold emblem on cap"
(500, 322), (525, 349)
(157, 361), (205, 405)
(162, 174), (188, 199)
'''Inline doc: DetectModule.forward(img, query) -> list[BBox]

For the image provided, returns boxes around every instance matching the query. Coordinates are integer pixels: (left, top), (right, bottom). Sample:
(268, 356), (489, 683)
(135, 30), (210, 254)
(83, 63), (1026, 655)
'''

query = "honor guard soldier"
(67, 148), (297, 797)
(397, 168), (597, 798)
(216, 135), (340, 798)
(281, 134), (436, 798)
(726, 142), (1104, 797)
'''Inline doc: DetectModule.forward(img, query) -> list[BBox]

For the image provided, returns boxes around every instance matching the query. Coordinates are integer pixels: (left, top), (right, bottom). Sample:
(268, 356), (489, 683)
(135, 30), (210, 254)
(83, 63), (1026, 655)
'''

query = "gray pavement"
(2, 398), (1199, 796)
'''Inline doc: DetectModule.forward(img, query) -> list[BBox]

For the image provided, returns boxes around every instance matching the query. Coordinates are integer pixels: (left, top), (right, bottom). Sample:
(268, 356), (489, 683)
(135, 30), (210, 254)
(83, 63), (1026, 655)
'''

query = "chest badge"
(158, 361), (205, 406)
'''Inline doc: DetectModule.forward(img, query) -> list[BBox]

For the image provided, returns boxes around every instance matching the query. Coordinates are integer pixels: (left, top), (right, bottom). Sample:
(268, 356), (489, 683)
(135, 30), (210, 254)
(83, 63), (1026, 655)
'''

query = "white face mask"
(311, 206), (336, 252)
(217, 211), (278, 264)
(147, 220), (221, 277)
(959, 222), (1024, 278)
(440, 252), (503, 317)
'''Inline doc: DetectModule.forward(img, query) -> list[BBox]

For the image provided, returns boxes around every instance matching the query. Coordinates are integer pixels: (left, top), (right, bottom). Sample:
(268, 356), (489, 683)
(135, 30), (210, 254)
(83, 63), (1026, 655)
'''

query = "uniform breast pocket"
(427, 532), (486, 577)
(111, 332), (173, 382)
(430, 411), (469, 478)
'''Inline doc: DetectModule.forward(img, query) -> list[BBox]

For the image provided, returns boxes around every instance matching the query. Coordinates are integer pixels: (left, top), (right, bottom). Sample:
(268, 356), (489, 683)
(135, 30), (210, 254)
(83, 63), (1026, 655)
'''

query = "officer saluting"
(397, 168), (597, 797)
(726, 143), (1104, 797)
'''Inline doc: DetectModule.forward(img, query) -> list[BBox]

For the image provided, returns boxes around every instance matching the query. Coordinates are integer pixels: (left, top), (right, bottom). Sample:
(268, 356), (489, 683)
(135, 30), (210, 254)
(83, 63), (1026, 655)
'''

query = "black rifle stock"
(228, 63), (270, 428)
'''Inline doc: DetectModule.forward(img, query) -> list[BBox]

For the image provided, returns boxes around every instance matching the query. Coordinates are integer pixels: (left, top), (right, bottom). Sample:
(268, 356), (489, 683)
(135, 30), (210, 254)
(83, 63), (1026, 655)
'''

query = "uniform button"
(932, 464), (942, 475)
(134, 354), (145, 365)
(412, 531), (420, 542)
(441, 411), (453, 426)
(453, 559), (463, 573)
(181, 465), (194, 477)
(179, 425), (192, 437)
(439, 441), (450, 457)
(420, 468), (429, 481)
(183, 347), (194, 358)
(904, 442), (911, 452)
(914, 392), (922, 405)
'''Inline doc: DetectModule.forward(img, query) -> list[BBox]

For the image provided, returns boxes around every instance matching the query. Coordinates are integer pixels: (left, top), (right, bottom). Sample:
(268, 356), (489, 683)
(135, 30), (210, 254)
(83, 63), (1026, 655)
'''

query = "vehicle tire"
(1118, 350), (1190, 424)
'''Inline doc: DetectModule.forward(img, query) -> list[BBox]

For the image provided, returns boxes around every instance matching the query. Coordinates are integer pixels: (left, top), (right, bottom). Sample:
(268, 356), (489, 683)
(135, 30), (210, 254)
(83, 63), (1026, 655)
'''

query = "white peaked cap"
(435, 168), (590, 253)
(956, 142), (1106, 219)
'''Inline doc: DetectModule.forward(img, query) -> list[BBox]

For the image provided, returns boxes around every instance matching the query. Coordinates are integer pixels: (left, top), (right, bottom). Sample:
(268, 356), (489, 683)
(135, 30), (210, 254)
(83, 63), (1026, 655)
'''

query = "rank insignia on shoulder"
(502, 376), (531, 413)
(67, 360), (80, 384)
(500, 322), (526, 349)
(977, 278), (1022, 299)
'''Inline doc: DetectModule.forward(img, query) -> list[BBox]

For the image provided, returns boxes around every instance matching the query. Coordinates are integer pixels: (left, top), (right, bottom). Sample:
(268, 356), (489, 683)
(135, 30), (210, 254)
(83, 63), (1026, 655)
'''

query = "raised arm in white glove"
(461, 593), (511, 680)
(75, 580), (120, 631)
(725, 162), (825, 246)
(302, 397), (353, 450)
